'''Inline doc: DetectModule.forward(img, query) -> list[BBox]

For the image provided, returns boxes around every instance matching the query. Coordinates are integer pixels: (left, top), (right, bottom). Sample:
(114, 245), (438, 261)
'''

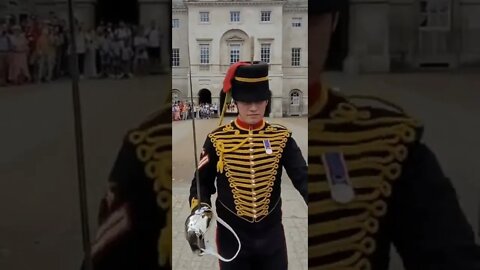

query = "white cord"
(200, 215), (241, 262)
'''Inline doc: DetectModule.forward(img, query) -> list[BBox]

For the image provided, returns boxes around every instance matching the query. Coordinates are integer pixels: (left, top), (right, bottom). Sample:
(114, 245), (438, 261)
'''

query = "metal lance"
(185, 8), (202, 209)
(67, 1), (93, 269)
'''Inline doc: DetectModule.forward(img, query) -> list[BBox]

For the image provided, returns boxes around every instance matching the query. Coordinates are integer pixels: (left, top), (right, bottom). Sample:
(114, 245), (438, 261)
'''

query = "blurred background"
(0, 0), (171, 269)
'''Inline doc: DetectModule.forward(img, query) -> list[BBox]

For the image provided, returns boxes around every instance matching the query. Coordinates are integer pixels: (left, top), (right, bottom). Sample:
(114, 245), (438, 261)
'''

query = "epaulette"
(209, 121), (233, 135)
(347, 95), (407, 115)
(266, 122), (291, 133)
(346, 94), (424, 141)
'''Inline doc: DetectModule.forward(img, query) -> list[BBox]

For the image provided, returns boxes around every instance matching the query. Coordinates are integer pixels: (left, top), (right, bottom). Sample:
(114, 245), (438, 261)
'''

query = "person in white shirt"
(75, 24), (86, 77)
(133, 26), (148, 75)
(145, 20), (160, 69)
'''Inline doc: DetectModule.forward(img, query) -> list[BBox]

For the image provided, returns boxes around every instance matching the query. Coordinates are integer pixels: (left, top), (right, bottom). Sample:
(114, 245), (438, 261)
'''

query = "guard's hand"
(184, 203), (213, 256)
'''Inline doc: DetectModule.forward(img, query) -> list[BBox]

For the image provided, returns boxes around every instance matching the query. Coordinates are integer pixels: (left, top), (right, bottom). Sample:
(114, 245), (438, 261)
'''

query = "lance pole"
(67, 1), (93, 269)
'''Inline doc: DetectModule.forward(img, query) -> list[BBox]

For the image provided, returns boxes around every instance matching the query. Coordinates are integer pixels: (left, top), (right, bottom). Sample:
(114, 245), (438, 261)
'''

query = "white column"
(139, 0), (171, 72)
(344, 0), (390, 73)
(459, 0), (480, 66)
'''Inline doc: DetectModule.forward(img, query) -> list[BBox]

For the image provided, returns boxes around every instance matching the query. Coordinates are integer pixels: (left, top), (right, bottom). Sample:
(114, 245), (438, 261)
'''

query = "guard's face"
(236, 100), (268, 125)
(308, 13), (338, 78)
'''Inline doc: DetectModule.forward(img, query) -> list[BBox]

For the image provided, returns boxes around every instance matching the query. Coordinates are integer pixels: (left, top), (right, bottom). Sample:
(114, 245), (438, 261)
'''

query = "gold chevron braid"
(311, 251), (363, 270)
(310, 258), (371, 270)
(309, 211), (378, 236)
(128, 123), (172, 268)
(308, 102), (420, 269)
(210, 125), (289, 222)
(212, 132), (290, 139)
(309, 176), (392, 197)
(309, 124), (416, 143)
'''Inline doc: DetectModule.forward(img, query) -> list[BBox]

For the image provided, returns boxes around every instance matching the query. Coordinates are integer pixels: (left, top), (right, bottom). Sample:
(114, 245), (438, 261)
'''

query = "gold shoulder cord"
(128, 122), (172, 267)
(309, 100), (422, 270)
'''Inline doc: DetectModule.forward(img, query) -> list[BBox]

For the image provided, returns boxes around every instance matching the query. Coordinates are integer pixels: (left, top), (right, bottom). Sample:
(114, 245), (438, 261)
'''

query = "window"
(261, 11), (271, 22)
(260, 43), (271, 63)
(200, 44), (210, 65)
(419, 0), (451, 29)
(172, 18), (179, 28)
(290, 91), (300, 106)
(291, 48), (301, 66)
(199, 12), (210, 23)
(292, 17), (302, 27)
(230, 44), (240, 64)
(172, 48), (180, 67)
(230, 11), (240, 22)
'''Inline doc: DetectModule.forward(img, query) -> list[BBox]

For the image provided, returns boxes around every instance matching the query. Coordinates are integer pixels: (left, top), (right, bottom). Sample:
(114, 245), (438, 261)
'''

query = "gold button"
(250, 155), (254, 159)
(253, 204), (257, 207)
(253, 192), (256, 196)
(252, 183), (256, 186)
(251, 175), (255, 179)
(253, 197), (257, 200)
(250, 161), (254, 165)
(253, 210), (256, 213)
(253, 215), (257, 218)
(251, 169), (255, 173)
(250, 148), (254, 152)
(249, 138), (253, 142)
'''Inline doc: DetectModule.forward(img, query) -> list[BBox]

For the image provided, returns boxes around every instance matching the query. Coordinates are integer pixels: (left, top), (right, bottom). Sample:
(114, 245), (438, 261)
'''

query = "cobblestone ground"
(172, 117), (308, 270)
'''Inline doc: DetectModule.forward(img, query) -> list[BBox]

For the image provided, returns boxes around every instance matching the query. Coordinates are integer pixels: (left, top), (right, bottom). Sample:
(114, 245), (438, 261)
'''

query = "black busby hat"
(223, 61), (271, 102)
(309, 0), (347, 14)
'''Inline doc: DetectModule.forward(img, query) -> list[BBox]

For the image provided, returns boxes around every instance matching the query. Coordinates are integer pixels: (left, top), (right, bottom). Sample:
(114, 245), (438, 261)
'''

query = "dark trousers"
(217, 222), (288, 270)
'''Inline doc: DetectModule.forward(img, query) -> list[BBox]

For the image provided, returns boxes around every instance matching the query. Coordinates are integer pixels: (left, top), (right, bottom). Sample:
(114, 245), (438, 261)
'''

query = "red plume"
(223, 61), (249, 93)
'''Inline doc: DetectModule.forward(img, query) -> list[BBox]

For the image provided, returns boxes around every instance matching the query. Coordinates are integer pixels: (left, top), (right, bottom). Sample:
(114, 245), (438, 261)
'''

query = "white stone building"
(330, 0), (480, 73)
(172, 0), (309, 117)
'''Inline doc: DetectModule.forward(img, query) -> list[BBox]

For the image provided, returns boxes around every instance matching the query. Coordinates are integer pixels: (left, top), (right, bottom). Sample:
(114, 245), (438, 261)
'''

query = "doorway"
(198, 89), (212, 105)
(96, 0), (139, 25)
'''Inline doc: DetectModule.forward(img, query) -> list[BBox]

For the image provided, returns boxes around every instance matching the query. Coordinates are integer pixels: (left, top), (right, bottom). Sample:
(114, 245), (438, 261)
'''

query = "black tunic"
(85, 109), (172, 270)
(308, 90), (480, 269)
(189, 118), (308, 257)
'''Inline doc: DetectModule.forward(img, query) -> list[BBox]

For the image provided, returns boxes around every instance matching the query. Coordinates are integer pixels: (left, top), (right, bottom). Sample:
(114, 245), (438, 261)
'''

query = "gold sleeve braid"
(308, 102), (422, 270)
(128, 122), (172, 268)
(209, 122), (291, 223)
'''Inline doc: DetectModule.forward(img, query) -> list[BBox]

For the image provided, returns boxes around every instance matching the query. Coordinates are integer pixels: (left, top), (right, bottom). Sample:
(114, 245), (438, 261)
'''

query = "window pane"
(291, 48), (301, 66)
(172, 19), (179, 28)
(172, 48), (180, 67)
(200, 12), (209, 23)
(230, 44), (240, 64)
(292, 17), (302, 27)
(261, 11), (271, 22)
(230, 11), (240, 22)
(261, 43), (271, 63)
(200, 44), (210, 64)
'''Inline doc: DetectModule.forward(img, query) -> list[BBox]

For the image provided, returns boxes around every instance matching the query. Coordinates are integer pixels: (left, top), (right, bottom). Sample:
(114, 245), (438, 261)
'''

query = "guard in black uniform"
(187, 61), (308, 270)
(308, 1), (480, 269)
(84, 107), (172, 270)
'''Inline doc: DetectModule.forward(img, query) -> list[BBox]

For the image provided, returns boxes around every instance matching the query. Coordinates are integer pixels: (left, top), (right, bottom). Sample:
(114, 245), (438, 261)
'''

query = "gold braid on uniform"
(209, 122), (291, 223)
(128, 122), (172, 267)
(308, 100), (422, 270)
